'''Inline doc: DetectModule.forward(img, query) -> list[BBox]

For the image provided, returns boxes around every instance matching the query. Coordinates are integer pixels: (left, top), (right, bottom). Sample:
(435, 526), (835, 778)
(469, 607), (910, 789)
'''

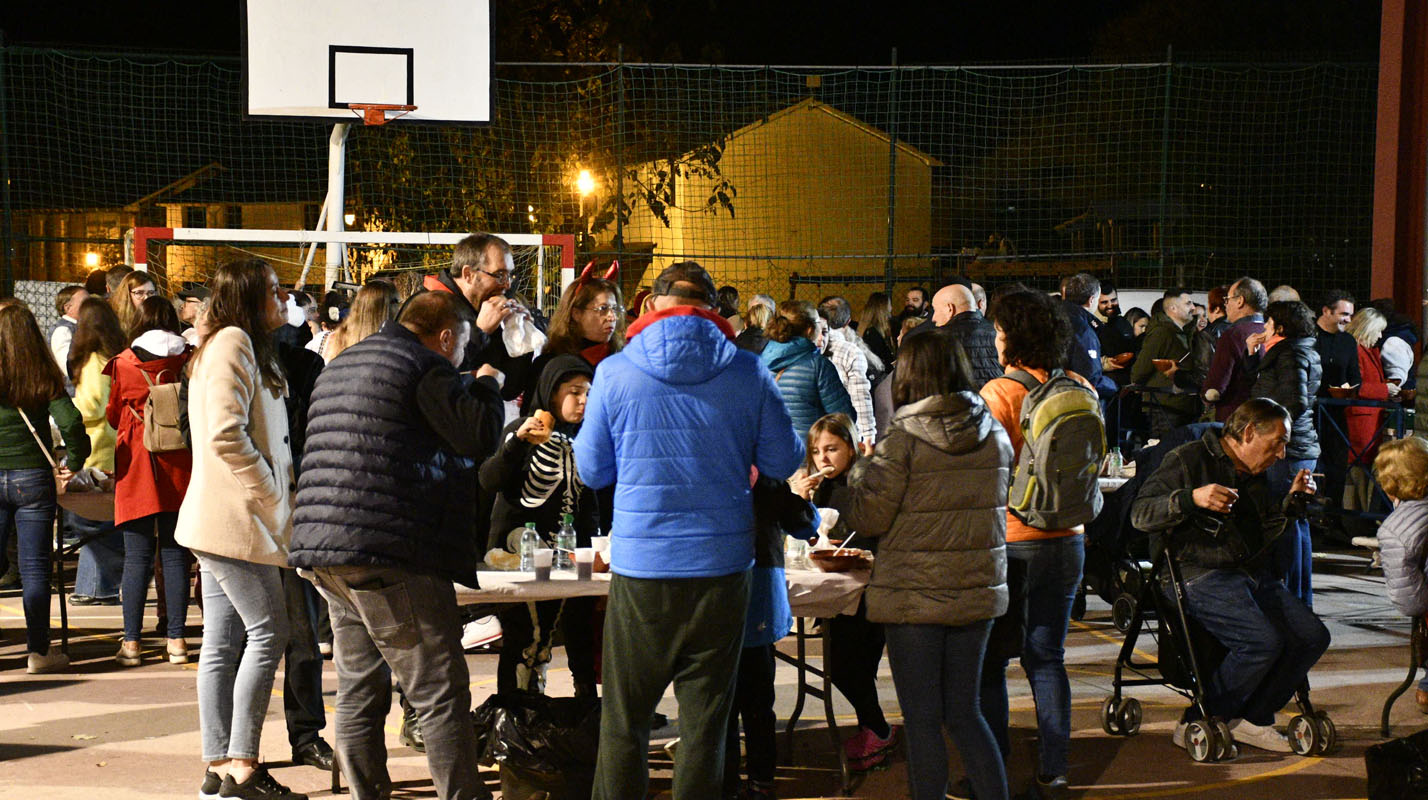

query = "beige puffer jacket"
(845, 391), (1012, 626)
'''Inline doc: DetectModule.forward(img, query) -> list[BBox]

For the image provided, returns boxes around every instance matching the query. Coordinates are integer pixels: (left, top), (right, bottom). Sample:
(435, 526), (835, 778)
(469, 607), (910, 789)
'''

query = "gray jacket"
(844, 391), (1013, 626)
(1380, 498), (1428, 617)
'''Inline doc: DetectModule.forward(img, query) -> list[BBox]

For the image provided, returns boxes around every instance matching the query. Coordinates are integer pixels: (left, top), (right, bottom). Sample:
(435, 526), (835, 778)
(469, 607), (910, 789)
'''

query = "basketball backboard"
(243, 0), (490, 125)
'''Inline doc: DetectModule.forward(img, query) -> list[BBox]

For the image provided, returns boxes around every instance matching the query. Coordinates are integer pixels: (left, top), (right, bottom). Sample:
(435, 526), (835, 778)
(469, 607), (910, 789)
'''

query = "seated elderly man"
(1130, 398), (1330, 753)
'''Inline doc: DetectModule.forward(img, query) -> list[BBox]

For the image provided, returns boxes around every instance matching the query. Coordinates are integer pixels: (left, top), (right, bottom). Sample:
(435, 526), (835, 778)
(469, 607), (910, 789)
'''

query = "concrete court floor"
(0, 548), (1417, 800)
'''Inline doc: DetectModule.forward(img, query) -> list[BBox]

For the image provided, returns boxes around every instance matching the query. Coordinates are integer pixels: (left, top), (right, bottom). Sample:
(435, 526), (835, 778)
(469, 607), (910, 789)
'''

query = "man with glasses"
(1202, 277), (1269, 421)
(417, 232), (533, 399)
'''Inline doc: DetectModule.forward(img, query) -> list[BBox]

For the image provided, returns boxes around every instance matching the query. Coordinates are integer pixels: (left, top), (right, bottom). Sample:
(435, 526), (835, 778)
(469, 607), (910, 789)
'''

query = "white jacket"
(175, 326), (294, 567)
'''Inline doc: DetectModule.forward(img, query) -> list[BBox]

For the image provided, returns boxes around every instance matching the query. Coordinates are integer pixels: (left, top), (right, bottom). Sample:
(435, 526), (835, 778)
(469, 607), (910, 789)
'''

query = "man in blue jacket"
(1061, 272), (1119, 403)
(574, 261), (805, 800)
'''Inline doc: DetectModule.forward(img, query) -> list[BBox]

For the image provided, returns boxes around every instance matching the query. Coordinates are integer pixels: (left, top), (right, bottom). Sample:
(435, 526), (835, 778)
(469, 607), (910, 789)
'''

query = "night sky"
(0, 1), (1382, 64)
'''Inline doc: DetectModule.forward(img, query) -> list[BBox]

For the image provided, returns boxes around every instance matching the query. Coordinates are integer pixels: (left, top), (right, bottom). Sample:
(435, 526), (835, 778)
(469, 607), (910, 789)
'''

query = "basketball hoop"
(347, 103), (417, 125)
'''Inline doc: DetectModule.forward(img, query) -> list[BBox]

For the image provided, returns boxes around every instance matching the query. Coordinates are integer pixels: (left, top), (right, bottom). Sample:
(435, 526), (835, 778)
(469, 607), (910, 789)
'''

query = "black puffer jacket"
(939, 311), (1002, 390)
(1251, 336), (1322, 462)
(844, 391), (1013, 626)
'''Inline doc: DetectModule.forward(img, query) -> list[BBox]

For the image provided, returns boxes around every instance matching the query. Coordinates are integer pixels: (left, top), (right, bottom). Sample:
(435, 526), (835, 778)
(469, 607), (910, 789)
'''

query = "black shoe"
(292, 739), (335, 770)
(399, 707), (426, 753)
(69, 595), (99, 606)
(1034, 775), (1069, 800)
(947, 776), (976, 800)
(200, 769), (222, 800)
(218, 766), (307, 799)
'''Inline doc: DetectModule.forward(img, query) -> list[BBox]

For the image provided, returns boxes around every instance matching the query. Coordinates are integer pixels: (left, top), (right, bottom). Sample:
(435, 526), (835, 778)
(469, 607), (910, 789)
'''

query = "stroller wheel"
(1185, 720), (1217, 762)
(1213, 720), (1237, 761)
(1116, 697), (1142, 736)
(1112, 595), (1137, 633)
(1288, 714), (1319, 756)
(1312, 712), (1337, 754)
(1101, 696), (1123, 736)
(1116, 559), (1143, 597)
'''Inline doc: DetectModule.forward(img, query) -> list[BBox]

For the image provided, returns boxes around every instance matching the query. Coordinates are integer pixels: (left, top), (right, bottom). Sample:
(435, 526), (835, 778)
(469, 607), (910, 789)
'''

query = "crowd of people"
(0, 243), (1424, 800)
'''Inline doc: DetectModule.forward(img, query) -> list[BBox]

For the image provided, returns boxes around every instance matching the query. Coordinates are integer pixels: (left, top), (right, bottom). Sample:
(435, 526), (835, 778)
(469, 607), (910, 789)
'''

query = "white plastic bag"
(501, 311), (547, 358)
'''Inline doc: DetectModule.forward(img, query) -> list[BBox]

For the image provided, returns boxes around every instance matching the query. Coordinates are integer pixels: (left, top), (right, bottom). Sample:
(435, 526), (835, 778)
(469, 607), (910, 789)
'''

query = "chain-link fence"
(1, 47), (1378, 307)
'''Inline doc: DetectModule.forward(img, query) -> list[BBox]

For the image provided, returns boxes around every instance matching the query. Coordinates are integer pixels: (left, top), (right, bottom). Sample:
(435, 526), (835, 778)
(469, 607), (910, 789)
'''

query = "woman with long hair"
(175, 259), (300, 800)
(0, 303), (89, 673)
(521, 276), (626, 408)
(845, 332), (1012, 800)
(324, 279), (398, 360)
(106, 295), (194, 666)
(859, 292), (895, 368)
(760, 300), (855, 435)
(65, 297), (128, 605)
(977, 289), (1090, 796)
(111, 270), (159, 338)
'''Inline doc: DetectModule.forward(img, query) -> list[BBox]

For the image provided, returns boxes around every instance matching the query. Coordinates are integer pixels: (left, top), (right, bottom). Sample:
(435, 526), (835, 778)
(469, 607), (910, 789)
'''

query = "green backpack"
(1003, 369), (1106, 529)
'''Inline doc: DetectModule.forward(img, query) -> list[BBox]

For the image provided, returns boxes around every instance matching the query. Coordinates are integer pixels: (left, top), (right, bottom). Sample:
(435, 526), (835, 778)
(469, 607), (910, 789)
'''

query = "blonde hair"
(111, 271), (156, 336)
(327, 280), (398, 359)
(746, 303), (774, 330)
(1347, 307), (1387, 349)
(1375, 436), (1428, 501)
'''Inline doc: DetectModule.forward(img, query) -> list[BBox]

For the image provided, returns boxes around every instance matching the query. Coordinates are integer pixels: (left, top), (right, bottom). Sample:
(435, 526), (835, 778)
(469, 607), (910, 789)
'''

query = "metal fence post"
(885, 48), (899, 294)
(615, 45), (625, 260)
(1159, 45), (1174, 287)
(0, 32), (13, 297)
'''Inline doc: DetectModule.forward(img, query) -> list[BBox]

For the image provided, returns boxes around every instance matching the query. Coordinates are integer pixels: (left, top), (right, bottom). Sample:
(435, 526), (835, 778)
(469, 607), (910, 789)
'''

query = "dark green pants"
(594, 570), (750, 800)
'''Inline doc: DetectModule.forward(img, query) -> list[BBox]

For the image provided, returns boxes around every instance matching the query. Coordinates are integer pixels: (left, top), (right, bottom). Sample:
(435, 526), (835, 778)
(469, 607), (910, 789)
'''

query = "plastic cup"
(534, 548), (553, 581)
(591, 536), (611, 554)
(575, 547), (595, 580)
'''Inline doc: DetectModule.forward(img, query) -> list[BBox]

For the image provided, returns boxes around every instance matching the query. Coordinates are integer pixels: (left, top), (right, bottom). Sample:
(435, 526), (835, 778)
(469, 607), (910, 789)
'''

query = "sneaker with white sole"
(27, 649), (69, 674)
(1228, 719), (1292, 753)
(461, 616), (502, 651)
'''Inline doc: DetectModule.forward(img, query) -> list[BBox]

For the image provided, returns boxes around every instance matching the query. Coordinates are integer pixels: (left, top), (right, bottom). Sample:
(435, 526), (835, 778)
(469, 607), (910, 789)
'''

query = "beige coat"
(175, 326), (293, 567)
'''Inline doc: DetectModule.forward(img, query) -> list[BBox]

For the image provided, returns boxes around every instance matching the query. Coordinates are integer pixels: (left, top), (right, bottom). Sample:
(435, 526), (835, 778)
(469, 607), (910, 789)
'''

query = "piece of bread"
(528, 410), (555, 444)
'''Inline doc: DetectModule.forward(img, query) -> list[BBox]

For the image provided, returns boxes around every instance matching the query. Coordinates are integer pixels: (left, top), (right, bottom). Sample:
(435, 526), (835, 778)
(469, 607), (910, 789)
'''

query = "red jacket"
(1347, 343), (1389, 465)
(104, 346), (193, 525)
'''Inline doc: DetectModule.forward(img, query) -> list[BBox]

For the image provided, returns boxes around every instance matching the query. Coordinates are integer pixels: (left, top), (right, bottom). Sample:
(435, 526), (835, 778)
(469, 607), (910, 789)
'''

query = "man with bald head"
(928, 283), (1001, 388)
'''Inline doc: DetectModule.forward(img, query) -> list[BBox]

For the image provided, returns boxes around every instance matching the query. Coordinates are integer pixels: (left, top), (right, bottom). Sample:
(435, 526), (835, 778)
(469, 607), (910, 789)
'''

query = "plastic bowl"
(1327, 386), (1355, 399)
(1400, 388), (1417, 404)
(808, 548), (872, 573)
(1151, 358), (1176, 374)
(1110, 352), (1135, 368)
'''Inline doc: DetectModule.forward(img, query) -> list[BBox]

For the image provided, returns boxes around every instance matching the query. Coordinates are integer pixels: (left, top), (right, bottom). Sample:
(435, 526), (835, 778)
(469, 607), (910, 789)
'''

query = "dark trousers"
(119, 511), (188, 641)
(724, 644), (777, 792)
(1181, 568), (1330, 726)
(281, 568), (326, 750)
(594, 571), (749, 800)
(0, 468), (56, 654)
(828, 599), (889, 733)
(1267, 458), (1317, 609)
(496, 596), (598, 695)
(1148, 403), (1194, 441)
(886, 621), (1009, 800)
(310, 565), (486, 800)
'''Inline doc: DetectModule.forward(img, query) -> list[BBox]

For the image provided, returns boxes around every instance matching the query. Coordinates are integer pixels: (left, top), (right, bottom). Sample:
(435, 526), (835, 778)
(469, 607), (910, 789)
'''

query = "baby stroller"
(1100, 530), (1338, 762)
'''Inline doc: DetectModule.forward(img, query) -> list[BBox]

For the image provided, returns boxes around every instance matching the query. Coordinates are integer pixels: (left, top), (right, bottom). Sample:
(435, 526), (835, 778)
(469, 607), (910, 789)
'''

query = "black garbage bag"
(473, 691), (601, 773)
(1367, 727), (1428, 800)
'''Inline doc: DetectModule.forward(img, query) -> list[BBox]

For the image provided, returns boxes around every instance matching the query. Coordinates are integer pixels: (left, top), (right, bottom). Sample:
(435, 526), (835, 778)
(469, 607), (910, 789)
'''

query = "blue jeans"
(119, 512), (189, 640)
(982, 535), (1083, 778)
(886, 621), (1008, 800)
(196, 552), (289, 762)
(0, 468), (57, 655)
(1267, 458), (1316, 608)
(1180, 568), (1330, 725)
(70, 512), (122, 600)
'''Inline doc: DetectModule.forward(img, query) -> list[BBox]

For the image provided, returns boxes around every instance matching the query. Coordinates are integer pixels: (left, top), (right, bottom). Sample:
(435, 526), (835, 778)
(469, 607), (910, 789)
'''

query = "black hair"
(1062, 273), (1101, 306)
(1264, 300), (1317, 339)
(1318, 289), (1356, 314)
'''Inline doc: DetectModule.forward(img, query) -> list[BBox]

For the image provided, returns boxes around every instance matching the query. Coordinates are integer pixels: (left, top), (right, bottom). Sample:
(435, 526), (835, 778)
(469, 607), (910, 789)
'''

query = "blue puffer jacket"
(1380, 498), (1428, 617)
(760, 337), (855, 436)
(574, 308), (806, 579)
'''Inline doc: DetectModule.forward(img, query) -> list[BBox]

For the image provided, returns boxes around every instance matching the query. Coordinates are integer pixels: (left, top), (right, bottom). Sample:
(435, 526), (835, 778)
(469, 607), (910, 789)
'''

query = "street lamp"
(577, 169), (596, 197)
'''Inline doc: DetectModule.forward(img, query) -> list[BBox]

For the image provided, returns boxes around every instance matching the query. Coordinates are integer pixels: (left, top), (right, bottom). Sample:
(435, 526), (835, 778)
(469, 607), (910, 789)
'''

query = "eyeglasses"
(580, 304), (620, 317)
(477, 268), (513, 285)
(130, 288), (157, 299)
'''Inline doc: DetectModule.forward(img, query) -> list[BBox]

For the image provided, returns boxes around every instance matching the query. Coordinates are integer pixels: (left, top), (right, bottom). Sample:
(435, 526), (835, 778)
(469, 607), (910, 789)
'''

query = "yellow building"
(620, 98), (940, 303)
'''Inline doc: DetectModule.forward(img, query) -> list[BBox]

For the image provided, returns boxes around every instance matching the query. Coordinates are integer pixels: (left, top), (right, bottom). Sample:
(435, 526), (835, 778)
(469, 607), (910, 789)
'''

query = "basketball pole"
(325, 122), (351, 290)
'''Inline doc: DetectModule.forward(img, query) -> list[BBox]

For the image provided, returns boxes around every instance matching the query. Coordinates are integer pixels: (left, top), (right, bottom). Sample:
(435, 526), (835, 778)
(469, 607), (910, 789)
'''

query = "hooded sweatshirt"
(844, 391), (1013, 626)
(480, 353), (599, 551)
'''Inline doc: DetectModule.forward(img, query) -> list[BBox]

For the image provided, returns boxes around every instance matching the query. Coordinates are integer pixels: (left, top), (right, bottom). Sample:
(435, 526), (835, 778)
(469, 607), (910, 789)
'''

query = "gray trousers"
(594, 570), (750, 800)
(308, 565), (485, 800)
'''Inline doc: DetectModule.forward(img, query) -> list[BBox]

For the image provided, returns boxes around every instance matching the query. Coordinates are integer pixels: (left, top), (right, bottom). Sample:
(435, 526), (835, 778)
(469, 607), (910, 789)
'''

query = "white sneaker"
(461, 616), (502, 651)
(1171, 721), (1189, 749)
(1229, 719), (1292, 753)
(27, 649), (69, 674)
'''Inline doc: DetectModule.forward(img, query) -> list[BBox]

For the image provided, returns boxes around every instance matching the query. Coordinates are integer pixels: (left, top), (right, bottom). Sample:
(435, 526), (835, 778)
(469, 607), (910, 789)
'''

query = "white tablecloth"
(1099, 476), (1130, 493)
(455, 566), (868, 619)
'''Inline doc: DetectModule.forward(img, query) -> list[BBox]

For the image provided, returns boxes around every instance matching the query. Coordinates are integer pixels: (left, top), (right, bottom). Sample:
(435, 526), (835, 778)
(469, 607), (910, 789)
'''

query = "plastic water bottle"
(1106, 447), (1123, 477)
(554, 514), (577, 572)
(519, 523), (540, 572)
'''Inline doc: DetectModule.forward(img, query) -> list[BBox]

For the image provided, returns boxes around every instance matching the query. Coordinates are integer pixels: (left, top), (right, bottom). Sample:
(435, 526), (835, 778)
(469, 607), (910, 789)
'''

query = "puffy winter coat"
(1250, 336), (1322, 462)
(574, 306), (805, 579)
(843, 391), (1013, 626)
(939, 311), (1002, 390)
(104, 332), (192, 525)
(1380, 498), (1428, 617)
(760, 337), (855, 436)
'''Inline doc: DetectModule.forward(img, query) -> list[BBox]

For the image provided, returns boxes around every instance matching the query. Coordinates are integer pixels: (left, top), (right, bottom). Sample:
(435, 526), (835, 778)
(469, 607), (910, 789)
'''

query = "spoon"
(833, 531), (857, 556)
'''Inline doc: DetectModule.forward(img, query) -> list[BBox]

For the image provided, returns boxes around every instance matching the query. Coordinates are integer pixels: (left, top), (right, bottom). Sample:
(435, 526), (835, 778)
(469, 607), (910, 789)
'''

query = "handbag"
(18, 409), (67, 497)
(126, 368), (187, 453)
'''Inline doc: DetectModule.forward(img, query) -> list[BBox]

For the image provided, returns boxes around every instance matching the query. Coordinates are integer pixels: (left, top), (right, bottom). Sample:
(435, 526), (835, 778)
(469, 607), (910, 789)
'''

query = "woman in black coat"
(1249, 300), (1323, 608)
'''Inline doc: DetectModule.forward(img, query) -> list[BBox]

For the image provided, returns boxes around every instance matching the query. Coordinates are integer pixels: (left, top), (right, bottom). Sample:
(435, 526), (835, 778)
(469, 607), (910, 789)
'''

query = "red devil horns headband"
(575, 260), (620, 288)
